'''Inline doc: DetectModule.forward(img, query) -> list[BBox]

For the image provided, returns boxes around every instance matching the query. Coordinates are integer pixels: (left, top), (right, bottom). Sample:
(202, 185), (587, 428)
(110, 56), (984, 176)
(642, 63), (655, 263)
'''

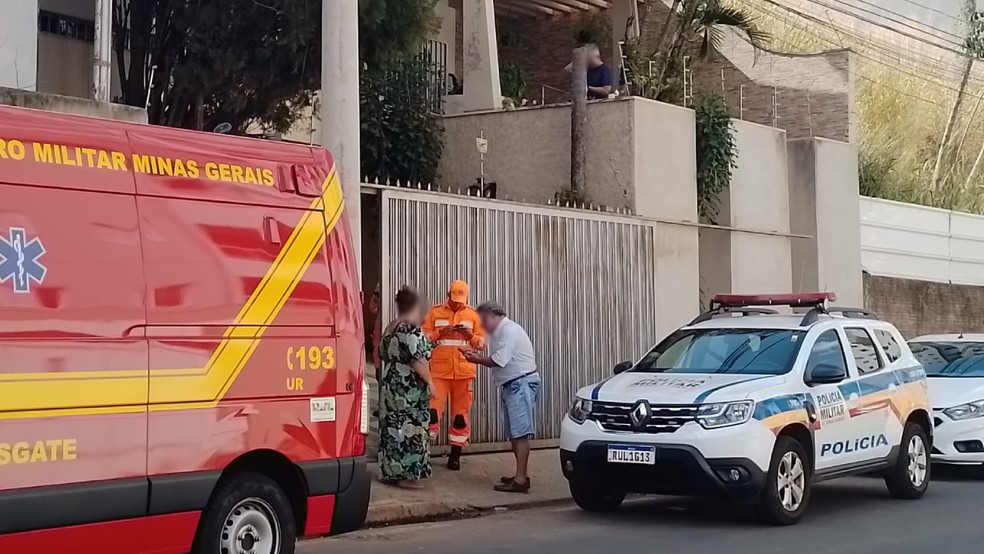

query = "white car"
(560, 293), (932, 525)
(909, 334), (984, 465)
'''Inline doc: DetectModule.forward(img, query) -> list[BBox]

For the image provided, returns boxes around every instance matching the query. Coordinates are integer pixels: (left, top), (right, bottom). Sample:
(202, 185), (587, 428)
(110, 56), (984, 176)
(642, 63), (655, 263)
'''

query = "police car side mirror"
(613, 361), (633, 375)
(806, 364), (847, 385)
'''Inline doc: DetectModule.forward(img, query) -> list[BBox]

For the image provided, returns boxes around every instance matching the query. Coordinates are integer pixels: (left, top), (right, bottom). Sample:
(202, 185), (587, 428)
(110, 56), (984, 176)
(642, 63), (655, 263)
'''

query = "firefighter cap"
(449, 280), (469, 303)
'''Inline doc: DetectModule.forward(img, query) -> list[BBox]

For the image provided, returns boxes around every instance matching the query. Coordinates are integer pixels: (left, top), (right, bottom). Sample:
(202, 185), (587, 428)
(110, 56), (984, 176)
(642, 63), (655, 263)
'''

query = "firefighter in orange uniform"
(423, 280), (485, 470)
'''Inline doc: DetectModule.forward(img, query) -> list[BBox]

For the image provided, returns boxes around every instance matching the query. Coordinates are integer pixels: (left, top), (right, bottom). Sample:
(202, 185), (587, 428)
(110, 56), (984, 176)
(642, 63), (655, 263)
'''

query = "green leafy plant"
(694, 93), (736, 222)
(361, 56), (444, 186)
(499, 63), (527, 104)
(554, 187), (592, 207)
(573, 10), (612, 47)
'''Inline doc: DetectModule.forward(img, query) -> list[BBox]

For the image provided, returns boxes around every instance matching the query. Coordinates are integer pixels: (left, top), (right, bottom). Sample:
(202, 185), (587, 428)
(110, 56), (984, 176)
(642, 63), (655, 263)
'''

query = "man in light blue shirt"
(462, 301), (540, 493)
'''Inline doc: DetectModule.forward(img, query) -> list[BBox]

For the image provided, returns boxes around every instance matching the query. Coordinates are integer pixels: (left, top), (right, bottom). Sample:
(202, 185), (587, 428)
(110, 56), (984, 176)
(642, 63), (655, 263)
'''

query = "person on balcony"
(566, 44), (616, 100)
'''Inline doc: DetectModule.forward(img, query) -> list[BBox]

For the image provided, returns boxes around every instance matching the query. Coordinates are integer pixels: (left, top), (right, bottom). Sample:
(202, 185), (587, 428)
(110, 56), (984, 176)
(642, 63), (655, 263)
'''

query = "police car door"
(804, 328), (862, 472)
(841, 327), (896, 464)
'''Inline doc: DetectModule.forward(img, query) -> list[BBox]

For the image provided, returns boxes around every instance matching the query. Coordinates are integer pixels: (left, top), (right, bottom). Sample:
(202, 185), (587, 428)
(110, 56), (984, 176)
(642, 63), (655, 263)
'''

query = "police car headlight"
(568, 398), (593, 424)
(696, 400), (754, 429)
(944, 400), (984, 421)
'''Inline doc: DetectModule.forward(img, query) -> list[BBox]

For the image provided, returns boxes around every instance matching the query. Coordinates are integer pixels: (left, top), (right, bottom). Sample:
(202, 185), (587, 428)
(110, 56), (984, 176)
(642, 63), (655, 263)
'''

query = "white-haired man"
(461, 302), (540, 493)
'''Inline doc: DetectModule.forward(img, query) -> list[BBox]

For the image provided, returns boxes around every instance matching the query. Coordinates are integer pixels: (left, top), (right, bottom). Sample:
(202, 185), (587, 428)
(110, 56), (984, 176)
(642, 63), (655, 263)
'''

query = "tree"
(358, 0), (443, 185)
(112, 0), (321, 133)
(930, 1), (982, 194)
(358, 0), (440, 72)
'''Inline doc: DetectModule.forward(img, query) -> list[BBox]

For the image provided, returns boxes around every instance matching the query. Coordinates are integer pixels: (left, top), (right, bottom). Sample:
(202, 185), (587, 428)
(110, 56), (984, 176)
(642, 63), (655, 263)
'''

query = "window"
(806, 330), (848, 376)
(872, 329), (902, 363)
(845, 328), (884, 375)
(38, 10), (95, 42)
(912, 341), (984, 377)
(632, 328), (804, 376)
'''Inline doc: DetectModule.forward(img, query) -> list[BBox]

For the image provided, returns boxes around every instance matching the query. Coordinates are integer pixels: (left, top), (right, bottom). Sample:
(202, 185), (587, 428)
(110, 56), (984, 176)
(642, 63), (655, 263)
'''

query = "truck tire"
(756, 436), (811, 525)
(885, 422), (930, 499)
(569, 479), (626, 512)
(193, 471), (296, 554)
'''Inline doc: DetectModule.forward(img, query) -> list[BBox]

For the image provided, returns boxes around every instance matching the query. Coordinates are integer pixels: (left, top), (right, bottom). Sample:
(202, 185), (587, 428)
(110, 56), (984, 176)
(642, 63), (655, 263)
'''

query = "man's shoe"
(500, 476), (533, 486)
(447, 445), (462, 471)
(493, 479), (530, 493)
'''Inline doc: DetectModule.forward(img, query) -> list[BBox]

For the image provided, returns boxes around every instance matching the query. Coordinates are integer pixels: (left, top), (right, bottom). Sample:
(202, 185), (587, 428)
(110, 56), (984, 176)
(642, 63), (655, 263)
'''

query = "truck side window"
(872, 328), (902, 363)
(845, 328), (884, 375)
(806, 330), (848, 374)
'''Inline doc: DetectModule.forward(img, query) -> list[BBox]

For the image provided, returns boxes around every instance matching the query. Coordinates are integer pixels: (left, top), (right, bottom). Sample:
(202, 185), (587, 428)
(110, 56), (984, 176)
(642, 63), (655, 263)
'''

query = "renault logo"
(630, 400), (651, 429)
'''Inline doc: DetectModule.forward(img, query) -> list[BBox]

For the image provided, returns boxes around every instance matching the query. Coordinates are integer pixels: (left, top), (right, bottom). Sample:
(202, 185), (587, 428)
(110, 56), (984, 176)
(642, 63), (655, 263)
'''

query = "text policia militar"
(0, 137), (276, 186)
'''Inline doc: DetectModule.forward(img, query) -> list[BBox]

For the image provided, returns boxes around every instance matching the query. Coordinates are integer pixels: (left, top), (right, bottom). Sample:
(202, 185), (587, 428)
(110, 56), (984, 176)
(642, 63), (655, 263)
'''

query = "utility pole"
(571, 47), (588, 193)
(93, 0), (113, 102)
(322, 0), (362, 277)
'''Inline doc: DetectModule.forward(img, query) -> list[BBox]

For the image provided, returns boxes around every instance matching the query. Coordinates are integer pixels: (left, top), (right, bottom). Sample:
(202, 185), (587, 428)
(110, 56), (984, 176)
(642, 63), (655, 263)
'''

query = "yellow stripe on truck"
(0, 170), (345, 420)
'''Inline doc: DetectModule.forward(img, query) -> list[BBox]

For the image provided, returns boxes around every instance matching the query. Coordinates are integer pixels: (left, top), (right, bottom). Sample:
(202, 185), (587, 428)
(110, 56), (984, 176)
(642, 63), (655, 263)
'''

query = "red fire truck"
(0, 105), (370, 553)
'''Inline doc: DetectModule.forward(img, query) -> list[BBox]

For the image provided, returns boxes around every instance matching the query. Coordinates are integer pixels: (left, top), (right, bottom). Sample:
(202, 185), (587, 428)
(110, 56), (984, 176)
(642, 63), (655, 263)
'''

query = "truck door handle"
(263, 216), (282, 245)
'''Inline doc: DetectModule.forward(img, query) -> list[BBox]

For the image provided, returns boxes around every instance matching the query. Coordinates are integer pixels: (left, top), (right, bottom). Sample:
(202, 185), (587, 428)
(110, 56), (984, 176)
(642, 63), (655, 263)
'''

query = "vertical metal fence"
(421, 39), (449, 114)
(380, 188), (659, 450)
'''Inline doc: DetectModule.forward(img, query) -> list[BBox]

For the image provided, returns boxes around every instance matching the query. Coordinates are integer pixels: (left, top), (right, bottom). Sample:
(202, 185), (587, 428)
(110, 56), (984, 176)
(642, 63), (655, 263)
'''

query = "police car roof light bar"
(711, 292), (836, 309)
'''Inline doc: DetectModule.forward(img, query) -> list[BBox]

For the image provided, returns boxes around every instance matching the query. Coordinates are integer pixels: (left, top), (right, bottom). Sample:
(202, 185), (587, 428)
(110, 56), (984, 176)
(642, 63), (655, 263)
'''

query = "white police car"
(560, 293), (932, 524)
(909, 334), (984, 465)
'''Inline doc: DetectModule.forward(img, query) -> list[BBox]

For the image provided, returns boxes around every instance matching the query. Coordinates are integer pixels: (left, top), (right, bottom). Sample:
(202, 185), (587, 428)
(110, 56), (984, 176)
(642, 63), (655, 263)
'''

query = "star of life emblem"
(0, 227), (47, 294)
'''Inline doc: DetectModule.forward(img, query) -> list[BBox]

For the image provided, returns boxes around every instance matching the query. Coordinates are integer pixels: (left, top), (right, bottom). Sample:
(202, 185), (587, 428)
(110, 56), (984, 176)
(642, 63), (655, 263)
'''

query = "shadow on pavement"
(930, 463), (984, 482)
(567, 478), (931, 527)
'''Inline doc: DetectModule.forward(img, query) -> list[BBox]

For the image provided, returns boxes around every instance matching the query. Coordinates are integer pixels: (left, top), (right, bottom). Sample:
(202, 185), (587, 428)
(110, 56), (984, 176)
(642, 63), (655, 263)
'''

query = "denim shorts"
(500, 374), (540, 439)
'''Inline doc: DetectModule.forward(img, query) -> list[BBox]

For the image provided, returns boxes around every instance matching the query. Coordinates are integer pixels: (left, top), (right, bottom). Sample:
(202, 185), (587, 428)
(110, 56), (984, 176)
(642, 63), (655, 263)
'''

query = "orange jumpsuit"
(423, 302), (485, 447)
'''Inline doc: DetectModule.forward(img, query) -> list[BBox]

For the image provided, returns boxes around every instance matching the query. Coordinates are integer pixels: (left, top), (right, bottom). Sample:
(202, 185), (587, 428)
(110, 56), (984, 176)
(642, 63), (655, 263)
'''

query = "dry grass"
(734, 0), (984, 214)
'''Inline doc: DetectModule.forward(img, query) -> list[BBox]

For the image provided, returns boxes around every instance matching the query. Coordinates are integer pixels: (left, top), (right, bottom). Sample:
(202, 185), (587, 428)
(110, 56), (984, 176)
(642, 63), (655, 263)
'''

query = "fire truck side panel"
(0, 157), (150, 532)
(0, 105), (369, 552)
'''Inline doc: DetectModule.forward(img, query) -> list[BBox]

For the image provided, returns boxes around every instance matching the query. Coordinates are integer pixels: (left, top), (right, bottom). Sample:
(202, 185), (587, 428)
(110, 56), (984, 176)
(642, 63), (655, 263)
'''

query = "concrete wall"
(438, 97), (636, 208)
(860, 197), (984, 287)
(787, 137), (862, 306)
(699, 120), (793, 302)
(0, 88), (148, 123)
(1, 0), (39, 90)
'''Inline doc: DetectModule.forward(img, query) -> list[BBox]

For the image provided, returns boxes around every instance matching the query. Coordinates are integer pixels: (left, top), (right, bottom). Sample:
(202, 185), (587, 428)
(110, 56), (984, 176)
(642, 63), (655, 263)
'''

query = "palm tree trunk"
(653, 0), (683, 52)
(965, 138), (984, 189)
(656, 0), (701, 90)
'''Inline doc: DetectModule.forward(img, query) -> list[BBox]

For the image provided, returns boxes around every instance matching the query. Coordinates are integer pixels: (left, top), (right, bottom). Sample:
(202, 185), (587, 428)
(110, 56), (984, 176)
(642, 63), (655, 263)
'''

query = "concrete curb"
(367, 496), (572, 528)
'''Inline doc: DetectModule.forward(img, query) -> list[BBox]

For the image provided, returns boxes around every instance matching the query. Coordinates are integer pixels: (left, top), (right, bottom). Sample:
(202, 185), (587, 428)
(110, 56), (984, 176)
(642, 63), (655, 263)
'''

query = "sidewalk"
(366, 449), (570, 527)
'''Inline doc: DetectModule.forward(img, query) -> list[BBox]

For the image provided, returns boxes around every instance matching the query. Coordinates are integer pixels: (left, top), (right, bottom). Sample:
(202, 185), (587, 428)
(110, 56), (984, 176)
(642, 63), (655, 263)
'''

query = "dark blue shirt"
(586, 64), (614, 97)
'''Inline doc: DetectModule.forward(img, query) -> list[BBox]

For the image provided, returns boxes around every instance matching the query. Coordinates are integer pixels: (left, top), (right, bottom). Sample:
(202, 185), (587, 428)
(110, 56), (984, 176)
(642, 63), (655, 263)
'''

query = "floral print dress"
(378, 321), (434, 481)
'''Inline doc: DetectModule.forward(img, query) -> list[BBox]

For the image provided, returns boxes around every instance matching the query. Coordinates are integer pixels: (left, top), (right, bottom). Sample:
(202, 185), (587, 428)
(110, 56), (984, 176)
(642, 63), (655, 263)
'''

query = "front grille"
(589, 402), (697, 433)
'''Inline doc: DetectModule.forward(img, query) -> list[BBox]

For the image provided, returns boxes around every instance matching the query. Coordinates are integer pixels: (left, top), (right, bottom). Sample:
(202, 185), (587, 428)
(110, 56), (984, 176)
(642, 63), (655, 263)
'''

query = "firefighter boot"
(447, 444), (463, 471)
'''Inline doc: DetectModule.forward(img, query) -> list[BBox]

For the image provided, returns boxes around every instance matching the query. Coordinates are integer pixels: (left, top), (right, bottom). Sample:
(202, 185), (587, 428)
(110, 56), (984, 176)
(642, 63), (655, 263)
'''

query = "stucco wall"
(787, 137), (862, 306)
(1, 0), (38, 90)
(0, 88), (148, 123)
(438, 98), (635, 208)
(699, 120), (793, 300)
(633, 99), (697, 221)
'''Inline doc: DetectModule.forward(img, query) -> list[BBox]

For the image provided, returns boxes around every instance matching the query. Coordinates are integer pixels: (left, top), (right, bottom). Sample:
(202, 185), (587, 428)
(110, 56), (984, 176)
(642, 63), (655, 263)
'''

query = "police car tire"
(569, 478), (626, 512)
(757, 436), (811, 526)
(193, 471), (297, 554)
(885, 423), (930, 500)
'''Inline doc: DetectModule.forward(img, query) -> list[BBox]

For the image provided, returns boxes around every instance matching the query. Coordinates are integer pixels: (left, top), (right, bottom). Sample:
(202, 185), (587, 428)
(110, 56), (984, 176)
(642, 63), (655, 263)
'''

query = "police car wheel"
(885, 422), (930, 500)
(757, 436), (811, 525)
(193, 471), (297, 554)
(569, 478), (626, 512)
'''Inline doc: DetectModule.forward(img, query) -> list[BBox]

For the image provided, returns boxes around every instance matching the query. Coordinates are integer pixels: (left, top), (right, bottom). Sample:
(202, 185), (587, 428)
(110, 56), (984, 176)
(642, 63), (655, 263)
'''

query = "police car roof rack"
(689, 307), (779, 326)
(827, 307), (880, 320)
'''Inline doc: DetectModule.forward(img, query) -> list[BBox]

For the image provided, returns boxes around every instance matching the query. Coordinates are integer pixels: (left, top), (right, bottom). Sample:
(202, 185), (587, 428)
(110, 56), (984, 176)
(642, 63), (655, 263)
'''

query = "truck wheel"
(756, 436), (811, 525)
(569, 479), (626, 512)
(885, 423), (930, 499)
(193, 472), (296, 554)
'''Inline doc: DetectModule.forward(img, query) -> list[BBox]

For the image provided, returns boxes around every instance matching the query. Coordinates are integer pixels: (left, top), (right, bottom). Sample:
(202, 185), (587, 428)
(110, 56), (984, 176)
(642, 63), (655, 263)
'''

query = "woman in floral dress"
(378, 287), (436, 489)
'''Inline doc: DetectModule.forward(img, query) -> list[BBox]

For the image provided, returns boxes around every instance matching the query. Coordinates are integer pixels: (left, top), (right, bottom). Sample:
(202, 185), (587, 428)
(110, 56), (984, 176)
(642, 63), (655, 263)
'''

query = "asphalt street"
(301, 466), (984, 554)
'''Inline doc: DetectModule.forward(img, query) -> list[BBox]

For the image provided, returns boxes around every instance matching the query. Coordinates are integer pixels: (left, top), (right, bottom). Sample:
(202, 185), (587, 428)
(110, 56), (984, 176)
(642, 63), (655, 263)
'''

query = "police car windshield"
(911, 341), (984, 377)
(633, 328), (804, 375)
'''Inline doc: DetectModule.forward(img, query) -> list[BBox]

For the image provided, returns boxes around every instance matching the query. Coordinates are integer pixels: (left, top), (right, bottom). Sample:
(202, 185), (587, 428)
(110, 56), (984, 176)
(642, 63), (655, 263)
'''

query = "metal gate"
(378, 187), (660, 451)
